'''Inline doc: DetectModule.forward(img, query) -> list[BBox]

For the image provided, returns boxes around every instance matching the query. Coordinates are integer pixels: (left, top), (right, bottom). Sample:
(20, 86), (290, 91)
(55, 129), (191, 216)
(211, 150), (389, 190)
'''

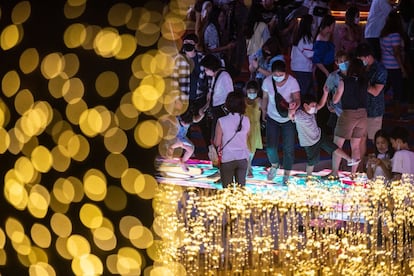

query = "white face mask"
(309, 107), (317, 114)
(247, 92), (257, 100)
(272, 74), (285, 83)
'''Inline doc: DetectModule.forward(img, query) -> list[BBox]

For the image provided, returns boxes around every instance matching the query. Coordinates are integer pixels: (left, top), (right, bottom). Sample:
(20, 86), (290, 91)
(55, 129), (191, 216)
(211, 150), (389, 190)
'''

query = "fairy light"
(154, 175), (414, 274)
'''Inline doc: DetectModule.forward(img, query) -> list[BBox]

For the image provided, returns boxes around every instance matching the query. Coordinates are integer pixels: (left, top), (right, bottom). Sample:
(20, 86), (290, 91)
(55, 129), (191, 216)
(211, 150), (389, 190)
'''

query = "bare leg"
(350, 137), (362, 174)
(306, 165), (314, 176)
(332, 136), (346, 176)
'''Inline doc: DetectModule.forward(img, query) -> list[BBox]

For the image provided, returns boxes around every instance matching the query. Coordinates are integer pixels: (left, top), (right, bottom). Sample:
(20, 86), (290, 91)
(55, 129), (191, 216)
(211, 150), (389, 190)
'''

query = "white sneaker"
(267, 167), (278, 180)
(347, 159), (360, 166)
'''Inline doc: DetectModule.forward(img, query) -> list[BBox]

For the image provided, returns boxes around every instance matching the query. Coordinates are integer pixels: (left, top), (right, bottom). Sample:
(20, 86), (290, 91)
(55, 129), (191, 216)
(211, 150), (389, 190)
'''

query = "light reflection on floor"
(155, 158), (364, 193)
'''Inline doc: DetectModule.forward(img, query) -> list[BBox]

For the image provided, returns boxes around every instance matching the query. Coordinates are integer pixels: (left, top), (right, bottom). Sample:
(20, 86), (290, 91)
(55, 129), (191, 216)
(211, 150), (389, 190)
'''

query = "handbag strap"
(210, 69), (225, 107)
(219, 114), (243, 151)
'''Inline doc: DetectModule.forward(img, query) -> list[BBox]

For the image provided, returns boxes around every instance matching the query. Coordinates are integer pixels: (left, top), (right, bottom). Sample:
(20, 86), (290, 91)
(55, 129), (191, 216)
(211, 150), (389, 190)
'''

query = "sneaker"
(347, 159), (361, 166)
(267, 166), (278, 181)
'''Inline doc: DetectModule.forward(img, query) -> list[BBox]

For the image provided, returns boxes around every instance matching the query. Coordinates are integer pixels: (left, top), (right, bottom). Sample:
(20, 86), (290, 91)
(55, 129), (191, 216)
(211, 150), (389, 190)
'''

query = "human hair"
(345, 6), (359, 26)
(183, 33), (199, 44)
(271, 59), (286, 73)
(200, 53), (222, 71)
(246, 79), (259, 91)
(374, 129), (394, 158)
(179, 108), (194, 124)
(389, 126), (410, 144)
(262, 36), (283, 58)
(347, 57), (366, 83)
(225, 90), (246, 114)
(380, 11), (405, 38)
(335, 50), (349, 62)
(301, 93), (317, 106)
(292, 14), (313, 46)
(314, 14), (335, 41)
(355, 42), (374, 57)
(243, 3), (264, 39)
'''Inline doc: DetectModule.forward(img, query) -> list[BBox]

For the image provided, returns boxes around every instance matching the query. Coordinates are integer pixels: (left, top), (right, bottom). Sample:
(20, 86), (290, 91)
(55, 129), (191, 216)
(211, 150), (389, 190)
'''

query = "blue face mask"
(362, 59), (368, 66)
(272, 75), (285, 83)
(338, 61), (349, 72)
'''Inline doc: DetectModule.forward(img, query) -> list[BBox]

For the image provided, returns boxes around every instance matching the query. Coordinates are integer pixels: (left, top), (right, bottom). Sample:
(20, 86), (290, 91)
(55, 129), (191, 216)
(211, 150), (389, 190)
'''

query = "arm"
(392, 44), (407, 77)
(214, 121), (223, 149)
(315, 63), (330, 77)
(332, 79), (344, 104)
(367, 83), (385, 97)
(290, 91), (301, 112)
(261, 90), (269, 122)
(317, 88), (329, 110)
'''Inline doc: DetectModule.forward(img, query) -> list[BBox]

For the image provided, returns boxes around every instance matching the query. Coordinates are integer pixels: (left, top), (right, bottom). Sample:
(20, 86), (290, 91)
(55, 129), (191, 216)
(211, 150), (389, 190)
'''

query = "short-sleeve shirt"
(294, 109), (321, 147)
(312, 40), (335, 65)
(392, 149), (414, 175)
(211, 70), (234, 107)
(325, 70), (343, 116)
(366, 61), (387, 117)
(380, 32), (403, 69)
(218, 113), (250, 163)
(262, 74), (300, 123)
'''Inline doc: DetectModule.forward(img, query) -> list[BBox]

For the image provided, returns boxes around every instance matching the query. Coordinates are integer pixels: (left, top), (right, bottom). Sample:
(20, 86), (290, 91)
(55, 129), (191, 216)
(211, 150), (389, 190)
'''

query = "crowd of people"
(168, 0), (414, 188)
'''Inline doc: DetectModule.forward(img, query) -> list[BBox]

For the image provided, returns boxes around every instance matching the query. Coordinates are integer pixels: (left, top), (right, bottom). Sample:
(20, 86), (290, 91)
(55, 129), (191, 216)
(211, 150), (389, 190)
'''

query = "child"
(366, 129), (393, 180)
(289, 93), (360, 177)
(245, 80), (263, 177)
(167, 107), (206, 172)
(389, 126), (414, 180)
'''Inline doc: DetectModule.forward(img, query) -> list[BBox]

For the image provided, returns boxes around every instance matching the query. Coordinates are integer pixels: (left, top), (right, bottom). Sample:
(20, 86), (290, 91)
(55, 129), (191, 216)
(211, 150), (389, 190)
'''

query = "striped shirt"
(172, 52), (209, 100)
(380, 33), (403, 69)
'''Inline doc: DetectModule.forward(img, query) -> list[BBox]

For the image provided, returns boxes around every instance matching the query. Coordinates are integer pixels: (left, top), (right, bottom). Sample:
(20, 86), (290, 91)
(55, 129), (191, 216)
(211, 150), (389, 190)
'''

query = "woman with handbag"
(214, 91), (250, 188)
(261, 60), (301, 183)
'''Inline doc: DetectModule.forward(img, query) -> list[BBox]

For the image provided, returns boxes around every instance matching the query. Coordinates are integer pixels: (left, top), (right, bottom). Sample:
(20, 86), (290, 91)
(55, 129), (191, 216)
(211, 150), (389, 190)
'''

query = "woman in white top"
(200, 54), (234, 142)
(261, 60), (301, 183)
(215, 91), (250, 188)
(290, 14), (314, 97)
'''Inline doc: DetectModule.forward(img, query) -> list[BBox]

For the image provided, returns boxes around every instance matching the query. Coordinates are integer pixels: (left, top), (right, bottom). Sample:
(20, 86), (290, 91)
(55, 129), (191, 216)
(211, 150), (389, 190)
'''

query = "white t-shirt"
(290, 37), (314, 73)
(392, 149), (414, 175)
(262, 74), (300, 123)
(293, 109), (321, 147)
(211, 70), (233, 107)
(218, 113), (250, 163)
(364, 0), (393, 39)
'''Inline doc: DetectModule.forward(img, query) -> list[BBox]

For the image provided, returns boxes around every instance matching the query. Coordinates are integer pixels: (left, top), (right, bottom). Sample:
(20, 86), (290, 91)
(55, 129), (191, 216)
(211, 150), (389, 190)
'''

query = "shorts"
(367, 116), (383, 140)
(304, 132), (338, 166)
(334, 109), (367, 139)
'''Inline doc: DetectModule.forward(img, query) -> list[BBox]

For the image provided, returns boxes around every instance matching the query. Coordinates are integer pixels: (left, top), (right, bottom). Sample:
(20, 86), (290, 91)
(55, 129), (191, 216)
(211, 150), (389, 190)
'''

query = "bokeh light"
(0, 0), (187, 274)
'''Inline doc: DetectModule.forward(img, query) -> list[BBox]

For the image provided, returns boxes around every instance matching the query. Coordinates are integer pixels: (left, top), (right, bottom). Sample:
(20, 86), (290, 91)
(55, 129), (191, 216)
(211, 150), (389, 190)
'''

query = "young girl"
(245, 80), (263, 177)
(366, 129), (393, 180)
(167, 107), (206, 172)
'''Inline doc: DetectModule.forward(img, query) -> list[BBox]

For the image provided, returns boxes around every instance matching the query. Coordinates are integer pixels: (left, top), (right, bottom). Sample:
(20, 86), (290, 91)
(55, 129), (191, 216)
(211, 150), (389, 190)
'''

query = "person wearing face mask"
(323, 51), (349, 133)
(355, 43), (388, 171)
(331, 57), (369, 177)
(249, 37), (285, 91)
(244, 80), (263, 178)
(173, 33), (211, 147)
(261, 60), (301, 183)
(389, 126), (414, 180)
(289, 93), (360, 177)
(335, 6), (363, 55)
